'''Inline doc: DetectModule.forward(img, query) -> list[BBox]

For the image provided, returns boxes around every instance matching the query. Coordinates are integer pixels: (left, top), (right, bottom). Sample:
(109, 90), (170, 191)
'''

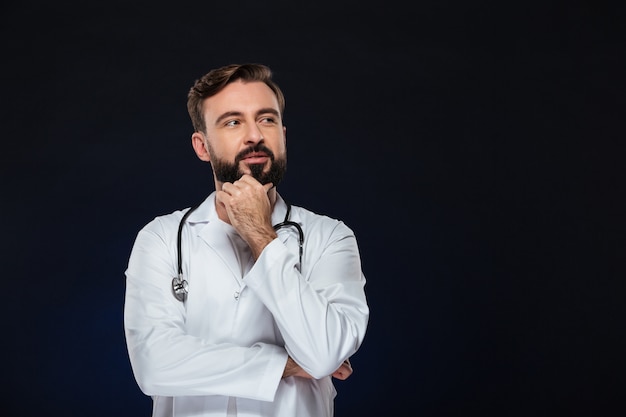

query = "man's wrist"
(249, 230), (277, 260)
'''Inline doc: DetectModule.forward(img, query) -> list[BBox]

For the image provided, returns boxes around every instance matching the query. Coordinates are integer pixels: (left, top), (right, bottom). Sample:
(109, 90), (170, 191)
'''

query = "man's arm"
(124, 215), (287, 401)
(219, 174), (368, 380)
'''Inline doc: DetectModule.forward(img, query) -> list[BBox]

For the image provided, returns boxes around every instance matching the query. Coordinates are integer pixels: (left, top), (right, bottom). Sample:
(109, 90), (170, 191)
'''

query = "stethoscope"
(172, 200), (304, 302)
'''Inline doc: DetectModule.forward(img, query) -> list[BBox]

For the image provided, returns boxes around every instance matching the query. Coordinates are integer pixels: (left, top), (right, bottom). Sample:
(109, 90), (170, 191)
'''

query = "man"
(124, 63), (369, 417)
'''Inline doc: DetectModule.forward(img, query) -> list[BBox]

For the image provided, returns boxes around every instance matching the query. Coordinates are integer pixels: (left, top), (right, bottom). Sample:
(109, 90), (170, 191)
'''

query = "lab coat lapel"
(196, 221), (250, 283)
(186, 193), (248, 283)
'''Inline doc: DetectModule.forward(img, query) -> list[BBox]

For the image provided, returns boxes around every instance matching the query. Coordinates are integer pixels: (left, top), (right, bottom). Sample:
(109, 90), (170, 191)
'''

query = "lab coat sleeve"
(123, 216), (287, 400)
(244, 218), (369, 379)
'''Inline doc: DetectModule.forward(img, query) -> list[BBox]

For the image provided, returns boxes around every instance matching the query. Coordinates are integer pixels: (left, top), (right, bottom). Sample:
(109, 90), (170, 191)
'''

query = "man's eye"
(226, 120), (239, 127)
(261, 117), (276, 124)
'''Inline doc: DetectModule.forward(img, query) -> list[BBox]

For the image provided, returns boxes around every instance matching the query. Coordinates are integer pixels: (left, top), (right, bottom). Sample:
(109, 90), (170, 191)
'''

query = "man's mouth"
(241, 152), (269, 164)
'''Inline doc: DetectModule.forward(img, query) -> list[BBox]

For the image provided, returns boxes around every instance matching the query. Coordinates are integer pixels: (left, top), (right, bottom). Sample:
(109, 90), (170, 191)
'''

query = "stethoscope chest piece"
(172, 275), (188, 302)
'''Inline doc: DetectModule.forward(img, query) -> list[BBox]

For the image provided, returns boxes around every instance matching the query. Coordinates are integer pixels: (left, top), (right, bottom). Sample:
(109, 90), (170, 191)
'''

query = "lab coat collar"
(184, 190), (290, 226)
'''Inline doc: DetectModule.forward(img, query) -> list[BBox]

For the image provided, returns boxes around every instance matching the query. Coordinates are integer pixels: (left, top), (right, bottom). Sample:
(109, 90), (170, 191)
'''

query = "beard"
(211, 143), (287, 186)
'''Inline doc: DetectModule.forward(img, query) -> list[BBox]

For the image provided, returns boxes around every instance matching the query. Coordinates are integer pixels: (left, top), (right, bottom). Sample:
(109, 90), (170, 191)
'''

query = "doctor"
(124, 63), (369, 417)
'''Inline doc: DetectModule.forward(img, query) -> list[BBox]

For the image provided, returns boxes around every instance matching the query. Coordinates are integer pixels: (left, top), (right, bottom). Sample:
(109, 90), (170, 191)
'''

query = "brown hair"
(187, 63), (286, 133)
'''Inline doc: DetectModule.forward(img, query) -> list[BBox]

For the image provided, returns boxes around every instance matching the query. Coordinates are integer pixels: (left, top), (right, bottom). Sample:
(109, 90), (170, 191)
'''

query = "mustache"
(235, 144), (275, 163)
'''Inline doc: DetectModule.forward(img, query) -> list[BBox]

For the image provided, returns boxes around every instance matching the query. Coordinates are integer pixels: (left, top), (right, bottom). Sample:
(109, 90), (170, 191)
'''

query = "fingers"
(221, 174), (273, 195)
(331, 359), (353, 380)
(332, 368), (350, 380)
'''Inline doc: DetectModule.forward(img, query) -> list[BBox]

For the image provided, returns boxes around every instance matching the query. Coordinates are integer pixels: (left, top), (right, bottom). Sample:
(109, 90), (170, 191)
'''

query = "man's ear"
(283, 126), (287, 146)
(191, 132), (211, 162)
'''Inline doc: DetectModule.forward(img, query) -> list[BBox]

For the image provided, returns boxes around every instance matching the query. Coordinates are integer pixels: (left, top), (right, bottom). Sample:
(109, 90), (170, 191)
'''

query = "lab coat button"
(234, 291), (240, 300)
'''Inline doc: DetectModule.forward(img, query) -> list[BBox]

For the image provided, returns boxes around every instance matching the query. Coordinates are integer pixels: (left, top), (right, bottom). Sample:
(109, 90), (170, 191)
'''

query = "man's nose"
(244, 124), (265, 144)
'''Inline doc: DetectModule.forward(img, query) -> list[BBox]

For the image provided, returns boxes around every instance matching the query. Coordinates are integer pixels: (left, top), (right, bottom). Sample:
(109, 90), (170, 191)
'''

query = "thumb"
(264, 183), (274, 193)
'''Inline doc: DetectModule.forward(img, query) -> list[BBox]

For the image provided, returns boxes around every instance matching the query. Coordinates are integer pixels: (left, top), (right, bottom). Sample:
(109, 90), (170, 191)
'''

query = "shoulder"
(290, 205), (356, 239)
(136, 207), (192, 240)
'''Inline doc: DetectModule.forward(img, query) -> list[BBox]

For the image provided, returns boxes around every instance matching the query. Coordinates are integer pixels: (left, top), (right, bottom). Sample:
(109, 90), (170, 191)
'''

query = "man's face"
(199, 80), (287, 185)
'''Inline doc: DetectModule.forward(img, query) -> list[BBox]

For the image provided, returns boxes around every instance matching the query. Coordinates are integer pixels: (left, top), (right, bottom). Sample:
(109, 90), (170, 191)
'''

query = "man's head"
(187, 64), (287, 187)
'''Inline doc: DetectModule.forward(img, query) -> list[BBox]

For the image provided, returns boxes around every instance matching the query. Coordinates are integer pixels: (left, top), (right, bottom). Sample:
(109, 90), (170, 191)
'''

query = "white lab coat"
(124, 193), (369, 417)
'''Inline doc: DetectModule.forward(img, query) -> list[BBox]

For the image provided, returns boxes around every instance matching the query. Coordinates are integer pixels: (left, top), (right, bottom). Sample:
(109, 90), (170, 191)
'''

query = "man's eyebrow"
(214, 111), (243, 126)
(256, 108), (280, 118)
(214, 108), (280, 125)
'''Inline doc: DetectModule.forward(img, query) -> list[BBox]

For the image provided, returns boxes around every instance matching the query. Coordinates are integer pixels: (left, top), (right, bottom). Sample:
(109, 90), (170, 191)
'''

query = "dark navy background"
(2, 1), (624, 416)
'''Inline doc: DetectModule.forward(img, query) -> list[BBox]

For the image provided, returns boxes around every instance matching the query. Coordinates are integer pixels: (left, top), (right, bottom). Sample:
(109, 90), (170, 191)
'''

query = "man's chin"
(247, 163), (266, 180)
